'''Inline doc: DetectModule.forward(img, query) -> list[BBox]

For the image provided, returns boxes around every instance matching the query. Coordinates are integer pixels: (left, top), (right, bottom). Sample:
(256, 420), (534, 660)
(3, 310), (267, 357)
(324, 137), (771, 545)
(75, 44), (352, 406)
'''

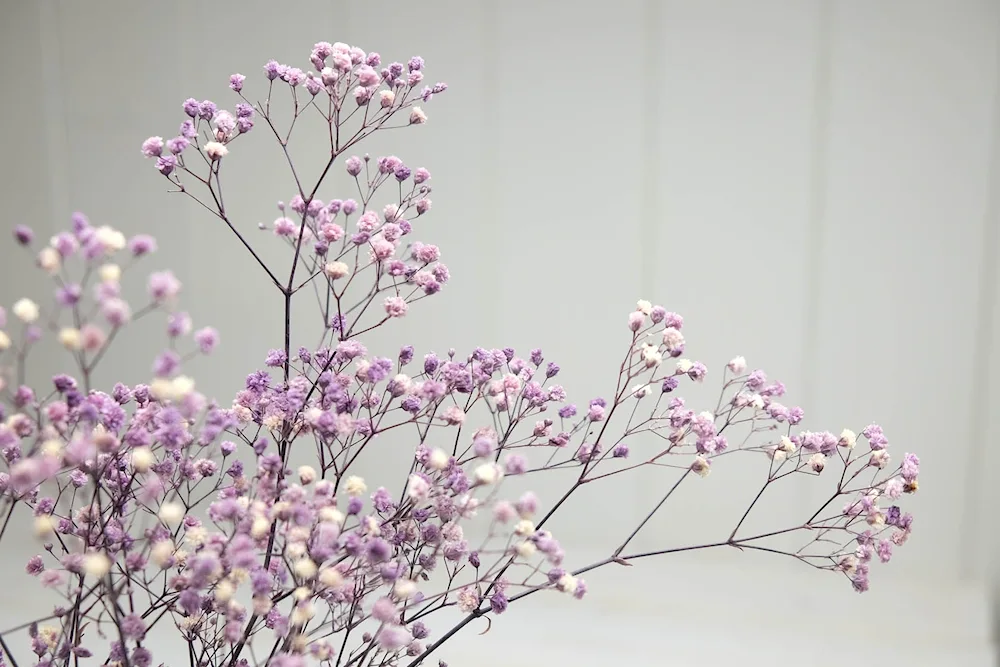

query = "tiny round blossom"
(475, 463), (501, 485)
(428, 448), (449, 470)
(158, 502), (185, 526)
(131, 447), (154, 473)
(324, 262), (350, 279)
(82, 552), (111, 578)
(193, 327), (219, 354)
(38, 247), (61, 274)
(384, 296), (409, 318)
(345, 476), (367, 496)
(95, 226), (127, 253)
(409, 107), (427, 124)
(58, 328), (81, 350)
(205, 141), (229, 160)
(839, 429), (857, 449)
(727, 356), (747, 374)
(141, 136), (164, 158)
(298, 466), (317, 485)
(13, 298), (39, 323)
(99, 263), (121, 283)
(691, 456), (711, 478)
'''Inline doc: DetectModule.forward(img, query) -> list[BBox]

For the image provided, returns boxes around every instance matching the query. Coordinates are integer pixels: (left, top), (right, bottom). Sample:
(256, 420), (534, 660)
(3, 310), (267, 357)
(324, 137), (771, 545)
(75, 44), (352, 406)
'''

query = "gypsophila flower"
(0, 40), (918, 667)
(204, 141), (229, 160)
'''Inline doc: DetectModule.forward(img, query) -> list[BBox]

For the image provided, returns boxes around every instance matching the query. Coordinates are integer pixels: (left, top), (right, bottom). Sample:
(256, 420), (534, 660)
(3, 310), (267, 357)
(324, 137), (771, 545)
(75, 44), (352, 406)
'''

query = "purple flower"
(490, 590), (508, 614)
(141, 136), (164, 158)
(345, 155), (363, 176)
(366, 538), (391, 562)
(13, 224), (34, 245)
(25, 555), (44, 575)
(265, 349), (287, 367)
(194, 327), (219, 354)
(901, 453), (919, 482)
(120, 614), (146, 640)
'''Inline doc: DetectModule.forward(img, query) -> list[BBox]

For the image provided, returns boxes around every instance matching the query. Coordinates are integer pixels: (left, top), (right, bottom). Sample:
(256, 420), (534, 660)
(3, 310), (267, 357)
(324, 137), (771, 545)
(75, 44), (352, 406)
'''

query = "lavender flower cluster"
(0, 41), (919, 667)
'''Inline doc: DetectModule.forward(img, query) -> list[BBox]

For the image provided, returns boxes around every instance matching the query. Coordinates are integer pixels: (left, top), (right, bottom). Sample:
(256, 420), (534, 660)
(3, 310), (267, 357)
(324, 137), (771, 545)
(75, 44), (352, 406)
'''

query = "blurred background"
(1, 0), (998, 665)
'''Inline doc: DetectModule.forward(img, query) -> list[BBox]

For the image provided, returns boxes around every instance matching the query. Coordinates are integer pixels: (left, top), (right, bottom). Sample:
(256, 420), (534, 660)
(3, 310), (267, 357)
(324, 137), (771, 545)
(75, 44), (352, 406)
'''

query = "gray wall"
(1, 1), (997, 665)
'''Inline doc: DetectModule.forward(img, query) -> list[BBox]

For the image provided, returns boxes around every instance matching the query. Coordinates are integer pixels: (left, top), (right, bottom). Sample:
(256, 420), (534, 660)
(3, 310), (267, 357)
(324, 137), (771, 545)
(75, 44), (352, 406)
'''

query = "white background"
(0, 1), (997, 665)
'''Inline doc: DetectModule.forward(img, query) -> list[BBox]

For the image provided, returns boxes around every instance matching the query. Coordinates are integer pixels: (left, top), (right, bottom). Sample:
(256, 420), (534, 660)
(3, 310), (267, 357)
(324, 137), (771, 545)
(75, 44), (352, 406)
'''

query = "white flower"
(231, 404), (252, 423)
(407, 474), (431, 501)
(457, 587), (479, 612)
(474, 463), (501, 485)
(663, 328), (685, 351)
(515, 541), (537, 559)
(640, 343), (662, 368)
(131, 446), (154, 473)
(40, 440), (63, 457)
(319, 567), (344, 589)
(38, 626), (59, 650)
(691, 455), (711, 478)
(428, 448), (450, 470)
(293, 558), (317, 580)
(12, 298), (39, 323)
(158, 501), (185, 526)
(150, 376), (196, 402)
(345, 475), (367, 496)
(514, 519), (535, 536)
(839, 429), (857, 449)
(82, 552), (111, 578)
(324, 261), (350, 279)
(95, 226), (126, 253)
(318, 507), (345, 525)
(635, 299), (652, 315)
(808, 453), (826, 473)
(409, 107), (427, 124)
(778, 436), (796, 453)
(250, 516), (271, 539)
(214, 579), (235, 604)
(393, 579), (417, 599)
(379, 90), (395, 107)
(99, 263), (121, 283)
(290, 601), (315, 625)
(38, 247), (61, 274)
(676, 358), (693, 374)
(34, 515), (55, 538)
(58, 328), (81, 350)
(0, 331), (10, 351)
(298, 465), (317, 485)
(185, 526), (207, 546)
(557, 574), (578, 594)
(150, 540), (174, 568)
(204, 141), (229, 160)
(870, 450), (890, 469)
(631, 384), (650, 399)
(727, 356), (747, 374)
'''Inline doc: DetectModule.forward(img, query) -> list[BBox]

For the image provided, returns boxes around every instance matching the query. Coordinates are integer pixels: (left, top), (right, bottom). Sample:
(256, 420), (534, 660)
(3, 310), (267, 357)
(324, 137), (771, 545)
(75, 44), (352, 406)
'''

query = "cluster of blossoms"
(0, 41), (919, 667)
